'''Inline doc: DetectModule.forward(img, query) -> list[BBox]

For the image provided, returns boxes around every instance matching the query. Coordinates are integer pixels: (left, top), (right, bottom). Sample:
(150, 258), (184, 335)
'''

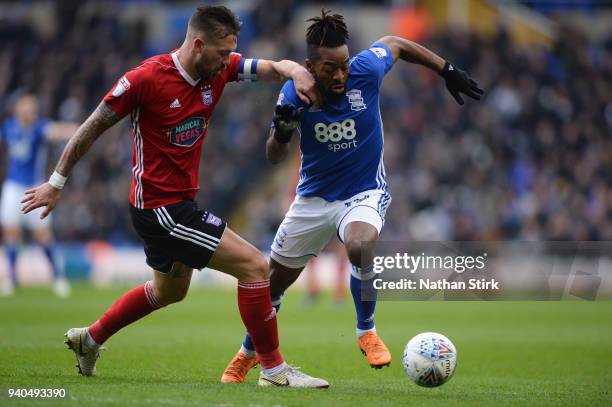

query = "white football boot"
(258, 365), (329, 388)
(64, 328), (102, 376)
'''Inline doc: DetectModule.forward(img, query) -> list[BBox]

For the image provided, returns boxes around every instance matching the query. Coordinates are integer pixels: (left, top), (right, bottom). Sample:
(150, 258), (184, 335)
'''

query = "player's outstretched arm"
(53, 102), (121, 177)
(377, 36), (483, 105)
(44, 121), (80, 142)
(255, 60), (320, 106)
(21, 101), (122, 219)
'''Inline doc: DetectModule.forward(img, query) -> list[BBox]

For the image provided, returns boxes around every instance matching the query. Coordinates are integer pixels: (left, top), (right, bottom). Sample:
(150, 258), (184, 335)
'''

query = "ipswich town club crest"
(204, 212), (223, 226)
(201, 89), (213, 106)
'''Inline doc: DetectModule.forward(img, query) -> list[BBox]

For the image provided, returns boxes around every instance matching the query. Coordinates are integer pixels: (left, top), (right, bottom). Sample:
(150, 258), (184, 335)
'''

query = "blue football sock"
(350, 264), (377, 331)
(5, 244), (18, 285)
(242, 294), (283, 352)
(41, 244), (64, 279)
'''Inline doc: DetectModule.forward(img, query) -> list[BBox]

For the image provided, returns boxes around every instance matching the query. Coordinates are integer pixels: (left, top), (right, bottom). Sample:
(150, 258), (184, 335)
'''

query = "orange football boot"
(220, 351), (260, 383)
(358, 331), (392, 369)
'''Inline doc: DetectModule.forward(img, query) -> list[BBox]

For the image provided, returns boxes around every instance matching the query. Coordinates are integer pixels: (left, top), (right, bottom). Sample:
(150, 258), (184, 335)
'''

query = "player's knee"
(153, 283), (189, 306)
(345, 240), (363, 267)
(244, 252), (269, 281)
(152, 265), (192, 306)
(345, 240), (374, 268)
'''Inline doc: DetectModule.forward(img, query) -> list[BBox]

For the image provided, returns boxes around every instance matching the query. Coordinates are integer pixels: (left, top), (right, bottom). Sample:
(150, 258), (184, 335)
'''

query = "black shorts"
(129, 201), (227, 273)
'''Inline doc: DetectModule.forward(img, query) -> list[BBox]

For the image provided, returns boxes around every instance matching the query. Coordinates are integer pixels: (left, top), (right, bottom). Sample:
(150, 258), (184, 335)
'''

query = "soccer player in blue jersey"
(0, 94), (78, 297)
(221, 10), (482, 382)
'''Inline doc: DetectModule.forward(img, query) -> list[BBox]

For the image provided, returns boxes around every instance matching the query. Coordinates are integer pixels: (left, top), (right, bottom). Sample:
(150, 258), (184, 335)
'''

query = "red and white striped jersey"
(103, 50), (259, 209)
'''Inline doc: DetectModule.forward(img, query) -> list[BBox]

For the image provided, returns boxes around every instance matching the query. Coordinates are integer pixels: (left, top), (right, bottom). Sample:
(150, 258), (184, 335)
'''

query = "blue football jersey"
(1, 117), (49, 186)
(274, 42), (395, 201)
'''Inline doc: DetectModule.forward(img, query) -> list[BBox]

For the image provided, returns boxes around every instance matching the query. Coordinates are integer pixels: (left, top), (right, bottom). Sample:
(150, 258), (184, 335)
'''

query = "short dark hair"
(189, 5), (241, 39)
(306, 9), (349, 58)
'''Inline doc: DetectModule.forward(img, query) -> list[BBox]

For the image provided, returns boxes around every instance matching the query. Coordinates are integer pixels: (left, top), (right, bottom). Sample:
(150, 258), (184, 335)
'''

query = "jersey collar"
(172, 51), (200, 87)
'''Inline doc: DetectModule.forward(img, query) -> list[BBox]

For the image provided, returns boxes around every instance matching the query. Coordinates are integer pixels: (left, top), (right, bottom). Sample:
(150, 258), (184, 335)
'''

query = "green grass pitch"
(1, 284), (611, 406)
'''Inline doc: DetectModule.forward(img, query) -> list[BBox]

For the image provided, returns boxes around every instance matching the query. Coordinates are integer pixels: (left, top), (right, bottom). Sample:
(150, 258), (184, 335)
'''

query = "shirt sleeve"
(227, 52), (260, 82)
(103, 62), (154, 118)
(350, 42), (395, 86)
(270, 80), (302, 129)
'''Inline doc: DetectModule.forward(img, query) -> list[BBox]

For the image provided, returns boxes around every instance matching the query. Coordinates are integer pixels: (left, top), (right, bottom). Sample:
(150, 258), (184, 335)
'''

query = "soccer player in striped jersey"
(222, 10), (482, 382)
(21, 6), (328, 388)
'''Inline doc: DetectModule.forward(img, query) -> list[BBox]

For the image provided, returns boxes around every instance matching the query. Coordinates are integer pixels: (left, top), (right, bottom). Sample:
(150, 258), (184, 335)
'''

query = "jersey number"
(314, 119), (356, 143)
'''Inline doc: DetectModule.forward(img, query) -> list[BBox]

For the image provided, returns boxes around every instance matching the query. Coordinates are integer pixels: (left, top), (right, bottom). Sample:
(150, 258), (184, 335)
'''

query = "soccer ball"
(402, 332), (457, 387)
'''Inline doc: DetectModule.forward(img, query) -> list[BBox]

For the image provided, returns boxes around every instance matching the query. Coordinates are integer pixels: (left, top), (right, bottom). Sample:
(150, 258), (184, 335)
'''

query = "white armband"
(48, 171), (67, 190)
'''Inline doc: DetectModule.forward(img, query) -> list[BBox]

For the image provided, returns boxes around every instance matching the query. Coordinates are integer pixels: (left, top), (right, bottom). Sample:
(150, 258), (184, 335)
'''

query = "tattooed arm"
(21, 102), (122, 218)
(54, 102), (121, 176)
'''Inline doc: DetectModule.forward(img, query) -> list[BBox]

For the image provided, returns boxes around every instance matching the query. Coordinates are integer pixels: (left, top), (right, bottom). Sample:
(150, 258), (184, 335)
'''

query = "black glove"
(272, 104), (303, 143)
(439, 61), (483, 105)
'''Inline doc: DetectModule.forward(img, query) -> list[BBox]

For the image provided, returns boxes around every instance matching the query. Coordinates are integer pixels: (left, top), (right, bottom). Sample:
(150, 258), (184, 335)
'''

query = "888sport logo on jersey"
(314, 119), (358, 152)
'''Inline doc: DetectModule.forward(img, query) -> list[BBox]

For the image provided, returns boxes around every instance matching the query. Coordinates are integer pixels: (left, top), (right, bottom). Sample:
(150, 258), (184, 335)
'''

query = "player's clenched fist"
(273, 104), (303, 143)
(20, 183), (62, 219)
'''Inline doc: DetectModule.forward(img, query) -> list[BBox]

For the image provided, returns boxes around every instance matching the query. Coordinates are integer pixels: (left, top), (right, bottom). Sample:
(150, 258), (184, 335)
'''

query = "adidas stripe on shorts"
(129, 200), (226, 273)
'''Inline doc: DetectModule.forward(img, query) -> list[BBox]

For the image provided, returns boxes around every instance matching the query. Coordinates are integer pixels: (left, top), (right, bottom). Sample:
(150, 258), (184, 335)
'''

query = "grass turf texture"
(0, 284), (611, 406)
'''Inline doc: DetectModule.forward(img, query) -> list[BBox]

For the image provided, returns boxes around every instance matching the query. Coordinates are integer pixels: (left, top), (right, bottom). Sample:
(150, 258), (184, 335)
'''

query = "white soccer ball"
(402, 332), (457, 387)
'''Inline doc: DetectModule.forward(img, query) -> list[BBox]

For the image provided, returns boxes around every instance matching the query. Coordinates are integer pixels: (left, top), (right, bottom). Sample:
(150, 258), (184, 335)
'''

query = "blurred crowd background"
(1, 0), (611, 251)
